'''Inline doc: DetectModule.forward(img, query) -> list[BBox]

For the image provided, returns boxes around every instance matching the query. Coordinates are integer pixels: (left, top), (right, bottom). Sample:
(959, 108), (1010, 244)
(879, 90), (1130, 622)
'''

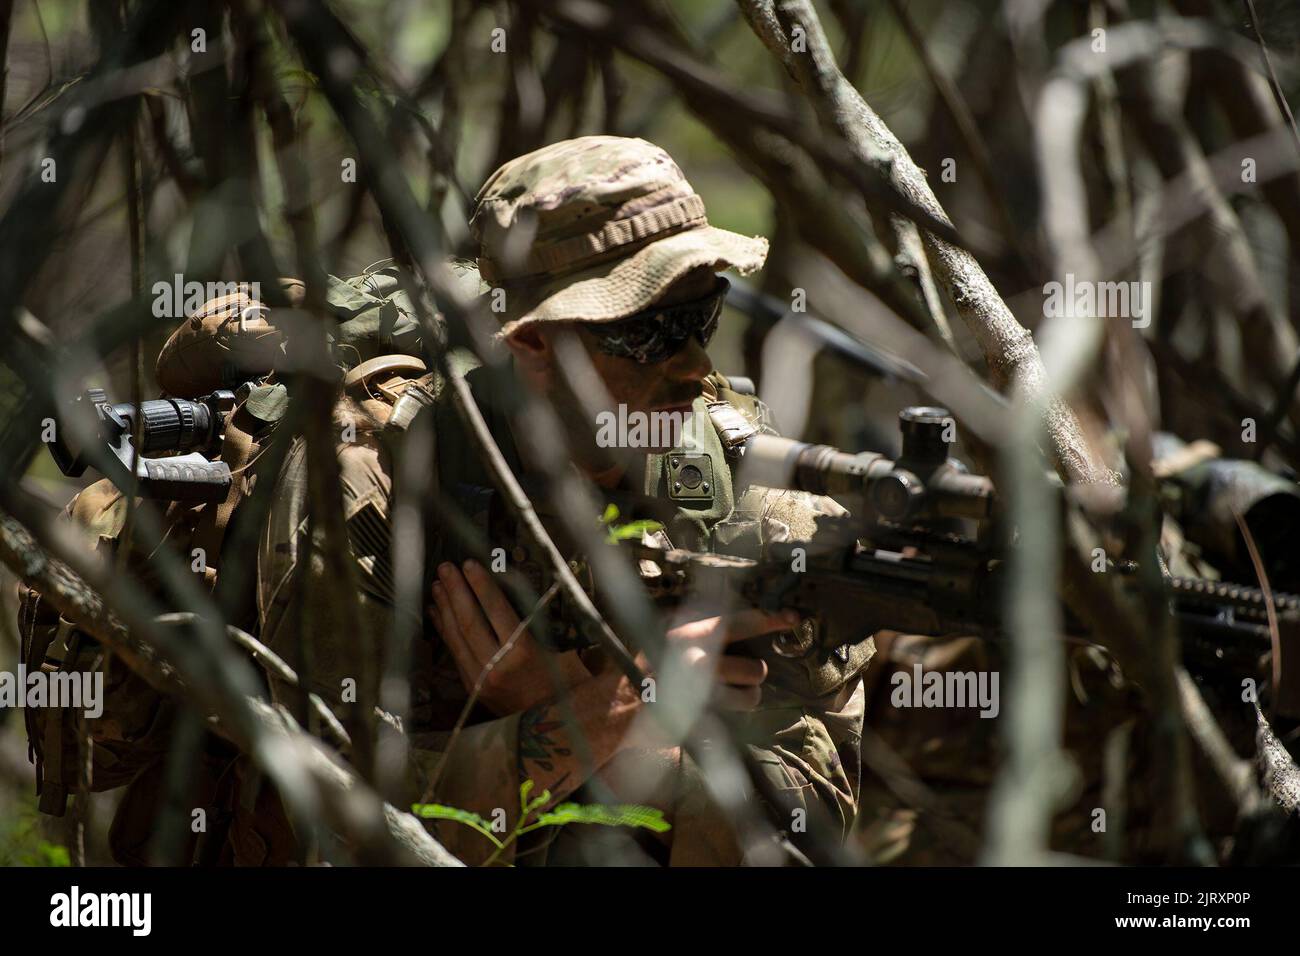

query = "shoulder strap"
(703, 370), (779, 459)
(191, 403), (263, 580)
(706, 401), (758, 458)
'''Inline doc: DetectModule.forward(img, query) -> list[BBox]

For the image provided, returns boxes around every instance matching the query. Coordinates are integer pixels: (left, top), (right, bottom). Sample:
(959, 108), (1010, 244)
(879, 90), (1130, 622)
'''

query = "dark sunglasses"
(585, 278), (730, 364)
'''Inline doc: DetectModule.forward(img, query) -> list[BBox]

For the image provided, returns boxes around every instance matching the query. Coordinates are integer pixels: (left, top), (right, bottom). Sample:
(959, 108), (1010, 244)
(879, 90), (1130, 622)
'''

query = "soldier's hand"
(430, 560), (590, 716)
(651, 608), (793, 711)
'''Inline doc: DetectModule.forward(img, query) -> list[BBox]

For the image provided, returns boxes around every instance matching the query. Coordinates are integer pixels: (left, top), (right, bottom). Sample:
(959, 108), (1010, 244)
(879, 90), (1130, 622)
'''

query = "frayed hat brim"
(495, 225), (767, 339)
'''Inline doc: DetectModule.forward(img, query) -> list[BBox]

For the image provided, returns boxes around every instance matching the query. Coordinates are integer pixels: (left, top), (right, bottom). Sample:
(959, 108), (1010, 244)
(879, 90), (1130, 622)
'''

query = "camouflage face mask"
(585, 278), (729, 364)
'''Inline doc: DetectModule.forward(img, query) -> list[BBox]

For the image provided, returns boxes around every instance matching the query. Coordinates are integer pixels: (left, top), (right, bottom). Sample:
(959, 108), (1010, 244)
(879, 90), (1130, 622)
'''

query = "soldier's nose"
(665, 337), (712, 384)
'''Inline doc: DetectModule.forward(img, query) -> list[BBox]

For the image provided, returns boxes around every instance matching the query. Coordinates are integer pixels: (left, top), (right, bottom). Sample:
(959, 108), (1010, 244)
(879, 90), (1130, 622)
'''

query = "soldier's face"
(506, 269), (718, 463)
(575, 269), (717, 421)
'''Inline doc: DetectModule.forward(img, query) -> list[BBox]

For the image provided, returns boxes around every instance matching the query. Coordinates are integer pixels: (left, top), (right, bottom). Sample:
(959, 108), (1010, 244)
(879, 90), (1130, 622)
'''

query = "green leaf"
(530, 802), (671, 833)
(605, 518), (663, 542)
(411, 803), (491, 830)
(599, 504), (663, 542)
(521, 780), (551, 818)
(410, 803), (504, 849)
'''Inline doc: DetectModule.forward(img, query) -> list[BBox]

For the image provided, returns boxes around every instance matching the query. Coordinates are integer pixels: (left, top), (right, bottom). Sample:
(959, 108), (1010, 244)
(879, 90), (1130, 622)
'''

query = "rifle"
(493, 407), (1300, 718)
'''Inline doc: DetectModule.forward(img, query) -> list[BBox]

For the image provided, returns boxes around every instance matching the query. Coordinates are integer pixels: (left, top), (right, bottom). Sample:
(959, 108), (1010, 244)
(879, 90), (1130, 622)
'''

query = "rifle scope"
(49, 387), (237, 502)
(738, 406), (994, 523)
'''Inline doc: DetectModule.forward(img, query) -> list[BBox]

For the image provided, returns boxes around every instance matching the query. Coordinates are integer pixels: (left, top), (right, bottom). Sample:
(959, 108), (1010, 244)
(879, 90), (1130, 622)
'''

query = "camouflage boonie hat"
(470, 135), (768, 337)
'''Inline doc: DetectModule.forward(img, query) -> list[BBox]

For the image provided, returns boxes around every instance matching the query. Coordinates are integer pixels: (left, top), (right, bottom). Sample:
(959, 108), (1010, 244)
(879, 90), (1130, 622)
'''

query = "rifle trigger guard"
(770, 620), (816, 659)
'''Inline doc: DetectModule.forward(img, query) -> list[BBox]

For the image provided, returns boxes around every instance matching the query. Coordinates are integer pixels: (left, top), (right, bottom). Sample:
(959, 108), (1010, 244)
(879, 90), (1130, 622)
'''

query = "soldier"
(255, 136), (871, 865)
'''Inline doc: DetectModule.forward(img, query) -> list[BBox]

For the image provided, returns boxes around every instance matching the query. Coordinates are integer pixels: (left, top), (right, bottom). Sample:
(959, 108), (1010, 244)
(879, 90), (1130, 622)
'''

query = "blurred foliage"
(0, 795), (71, 867)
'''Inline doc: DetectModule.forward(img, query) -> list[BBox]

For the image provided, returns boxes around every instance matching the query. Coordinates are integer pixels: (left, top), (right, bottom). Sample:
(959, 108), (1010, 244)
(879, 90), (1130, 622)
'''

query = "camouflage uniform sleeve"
(742, 487), (867, 846)
(733, 494), (863, 853)
(666, 678), (865, 865)
(706, 386), (870, 849)
(255, 431), (526, 865)
(743, 678), (865, 837)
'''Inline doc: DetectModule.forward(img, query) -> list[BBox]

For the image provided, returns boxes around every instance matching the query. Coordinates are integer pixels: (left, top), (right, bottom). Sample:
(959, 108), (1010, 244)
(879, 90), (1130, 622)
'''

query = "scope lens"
(137, 399), (213, 453)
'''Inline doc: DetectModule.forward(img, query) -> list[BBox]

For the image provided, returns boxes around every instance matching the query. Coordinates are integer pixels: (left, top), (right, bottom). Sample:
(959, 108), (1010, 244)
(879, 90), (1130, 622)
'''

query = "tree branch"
(736, 0), (1115, 485)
